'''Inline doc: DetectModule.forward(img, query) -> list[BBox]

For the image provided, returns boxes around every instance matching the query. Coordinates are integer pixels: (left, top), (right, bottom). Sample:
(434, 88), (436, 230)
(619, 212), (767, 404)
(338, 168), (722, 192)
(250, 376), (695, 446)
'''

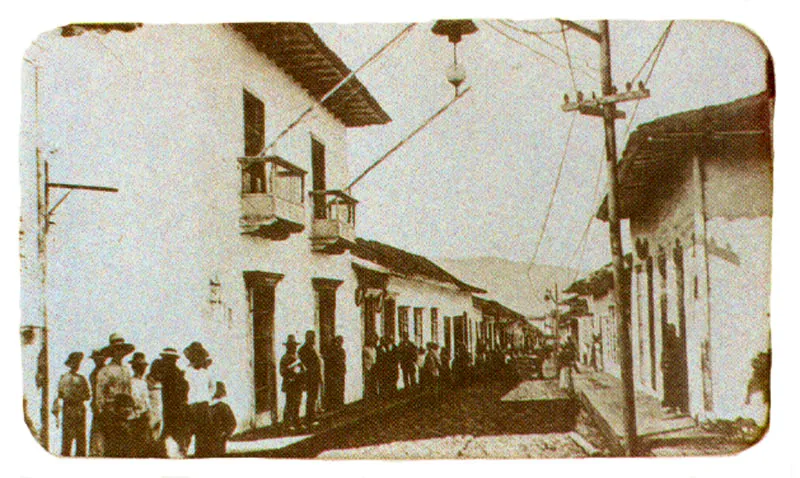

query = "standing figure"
(95, 333), (135, 457)
(207, 382), (237, 457)
(298, 330), (322, 427)
(557, 340), (576, 391)
(183, 342), (215, 457)
(151, 347), (189, 458)
(87, 349), (107, 457)
(661, 324), (681, 415)
(375, 336), (395, 398)
(52, 352), (91, 456)
(421, 342), (442, 392)
(324, 335), (346, 411)
(398, 335), (417, 390)
(362, 334), (378, 401)
(440, 346), (452, 388)
(128, 352), (153, 457)
(279, 335), (304, 432)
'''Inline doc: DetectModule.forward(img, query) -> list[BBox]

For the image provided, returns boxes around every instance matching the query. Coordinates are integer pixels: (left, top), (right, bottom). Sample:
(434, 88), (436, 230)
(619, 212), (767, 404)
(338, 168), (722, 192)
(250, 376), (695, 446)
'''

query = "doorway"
(245, 271), (283, 422)
(313, 278), (343, 411)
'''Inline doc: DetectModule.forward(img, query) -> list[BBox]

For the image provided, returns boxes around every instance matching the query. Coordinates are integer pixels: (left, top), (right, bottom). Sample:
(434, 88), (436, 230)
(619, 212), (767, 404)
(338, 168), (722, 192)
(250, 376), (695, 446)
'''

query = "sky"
(311, 20), (767, 272)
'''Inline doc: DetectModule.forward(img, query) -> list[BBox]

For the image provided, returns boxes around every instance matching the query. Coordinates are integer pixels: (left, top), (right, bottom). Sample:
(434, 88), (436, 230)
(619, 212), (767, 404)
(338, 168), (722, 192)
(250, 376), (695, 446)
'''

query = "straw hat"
(283, 334), (301, 347)
(100, 333), (135, 357)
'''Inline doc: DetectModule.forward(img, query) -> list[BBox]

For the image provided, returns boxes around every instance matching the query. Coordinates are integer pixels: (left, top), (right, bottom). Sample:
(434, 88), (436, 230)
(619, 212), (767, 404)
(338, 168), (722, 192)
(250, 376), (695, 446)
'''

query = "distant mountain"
(433, 257), (577, 317)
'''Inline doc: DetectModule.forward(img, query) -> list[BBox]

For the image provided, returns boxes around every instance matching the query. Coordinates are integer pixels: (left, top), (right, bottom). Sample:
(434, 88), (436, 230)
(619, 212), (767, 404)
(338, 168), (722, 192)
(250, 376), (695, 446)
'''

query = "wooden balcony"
(309, 190), (357, 253)
(239, 156), (306, 240)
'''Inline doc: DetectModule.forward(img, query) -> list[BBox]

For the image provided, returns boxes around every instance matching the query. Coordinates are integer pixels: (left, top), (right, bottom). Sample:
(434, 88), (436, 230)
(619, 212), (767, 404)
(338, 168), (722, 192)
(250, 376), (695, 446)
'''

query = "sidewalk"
(572, 367), (753, 456)
(226, 387), (434, 456)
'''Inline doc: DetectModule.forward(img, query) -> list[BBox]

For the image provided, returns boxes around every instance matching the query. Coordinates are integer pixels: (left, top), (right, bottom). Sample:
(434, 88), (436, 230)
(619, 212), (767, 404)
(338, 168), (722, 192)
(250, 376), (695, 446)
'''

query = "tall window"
(243, 90), (266, 193)
(397, 307), (410, 342)
(311, 138), (327, 219)
(413, 308), (424, 346)
(430, 308), (439, 343)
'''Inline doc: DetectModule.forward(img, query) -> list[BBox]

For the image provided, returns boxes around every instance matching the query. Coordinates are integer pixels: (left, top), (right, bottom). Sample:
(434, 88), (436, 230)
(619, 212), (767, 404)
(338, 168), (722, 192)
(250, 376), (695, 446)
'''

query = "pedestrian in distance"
(280, 334), (305, 432)
(421, 342), (442, 392)
(398, 334), (417, 390)
(207, 381), (237, 457)
(128, 352), (154, 457)
(95, 333), (135, 457)
(324, 335), (346, 411)
(299, 330), (322, 427)
(558, 339), (577, 392)
(87, 348), (107, 457)
(53, 351), (91, 457)
(184, 341), (216, 457)
(362, 334), (378, 401)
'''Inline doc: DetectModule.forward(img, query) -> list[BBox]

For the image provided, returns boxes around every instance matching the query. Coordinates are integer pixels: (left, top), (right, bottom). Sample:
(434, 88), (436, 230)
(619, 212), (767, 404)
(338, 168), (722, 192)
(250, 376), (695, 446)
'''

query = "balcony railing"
(309, 189), (358, 253)
(239, 155), (306, 240)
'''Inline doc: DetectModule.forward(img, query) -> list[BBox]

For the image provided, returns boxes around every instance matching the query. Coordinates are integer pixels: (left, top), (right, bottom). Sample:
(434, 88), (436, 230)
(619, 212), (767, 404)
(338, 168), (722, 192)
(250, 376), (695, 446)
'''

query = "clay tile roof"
(597, 91), (771, 220)
(230, 23), (391, 127)
(352, 238), (486, 294)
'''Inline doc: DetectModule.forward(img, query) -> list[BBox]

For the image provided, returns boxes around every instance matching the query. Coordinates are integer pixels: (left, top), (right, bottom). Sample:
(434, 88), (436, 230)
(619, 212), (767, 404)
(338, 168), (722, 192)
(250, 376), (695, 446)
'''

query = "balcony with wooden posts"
(239, 155), (306, 240)
(309, 189), (357, 253)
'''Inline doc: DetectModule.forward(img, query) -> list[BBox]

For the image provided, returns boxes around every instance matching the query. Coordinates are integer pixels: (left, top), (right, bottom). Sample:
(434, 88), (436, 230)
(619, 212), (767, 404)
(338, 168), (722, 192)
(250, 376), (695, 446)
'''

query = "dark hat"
(213, 381), (228, 399)
(184, 341), (210, 364)
(64, 352), (83, 367)
(283, 334), (301, 347)
(160, 347), (180, 358)
(90, 349), (105, 360)
(100, 332), (135, 357)
(129, 352), (148, 366)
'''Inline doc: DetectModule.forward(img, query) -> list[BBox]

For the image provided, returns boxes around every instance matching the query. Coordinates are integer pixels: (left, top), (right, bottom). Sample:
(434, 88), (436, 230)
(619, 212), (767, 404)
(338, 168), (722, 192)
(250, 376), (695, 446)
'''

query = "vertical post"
(553, 282), (560, 359)
(598, 20), (638, 455)
(36, 150), (50, 451)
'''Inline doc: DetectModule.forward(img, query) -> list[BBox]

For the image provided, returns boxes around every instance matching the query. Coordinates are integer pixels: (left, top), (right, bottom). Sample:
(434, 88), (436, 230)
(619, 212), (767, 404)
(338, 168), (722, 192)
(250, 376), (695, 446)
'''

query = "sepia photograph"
(9, 2), (792, 473)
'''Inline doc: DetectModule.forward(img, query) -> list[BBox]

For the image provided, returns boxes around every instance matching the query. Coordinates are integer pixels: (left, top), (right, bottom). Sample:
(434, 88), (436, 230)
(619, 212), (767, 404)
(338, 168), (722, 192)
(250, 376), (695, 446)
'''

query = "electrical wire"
(482, 20), (599, 83)
(623, 21), (675, 141)
(561, 26), (578, 93)
(499, 19), (599, 72)
(525, 111), (578, 287)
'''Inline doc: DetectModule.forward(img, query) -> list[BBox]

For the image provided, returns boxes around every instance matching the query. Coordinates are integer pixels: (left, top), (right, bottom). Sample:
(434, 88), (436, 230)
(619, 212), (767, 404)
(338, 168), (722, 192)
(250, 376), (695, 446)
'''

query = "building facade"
(596, 90), (773, 424)
(20, 22), (394, 451)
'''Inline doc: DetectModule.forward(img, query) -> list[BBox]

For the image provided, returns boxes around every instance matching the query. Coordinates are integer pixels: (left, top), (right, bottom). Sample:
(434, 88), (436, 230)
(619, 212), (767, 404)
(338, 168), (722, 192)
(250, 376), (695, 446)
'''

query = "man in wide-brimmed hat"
(95, 333), (135, 457)
(298, 330), (322, 427)
(279, 334), (304, 431)
(148, 346), (189, 458)
(183, 341), (216, 457)
(128, 352), (153, 457)
(53, 351), (91, 456)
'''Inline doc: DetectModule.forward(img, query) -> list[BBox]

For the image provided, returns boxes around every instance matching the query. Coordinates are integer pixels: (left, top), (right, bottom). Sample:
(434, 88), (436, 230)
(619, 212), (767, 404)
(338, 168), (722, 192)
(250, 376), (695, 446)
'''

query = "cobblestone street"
(263, 376), (608, 459)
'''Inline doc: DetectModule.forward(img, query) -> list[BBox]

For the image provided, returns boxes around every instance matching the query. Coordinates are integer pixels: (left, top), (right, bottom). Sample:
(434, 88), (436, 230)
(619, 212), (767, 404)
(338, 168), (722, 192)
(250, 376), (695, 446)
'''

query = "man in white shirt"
(183, 342), (215, 457)
(128, 352), (153, 457)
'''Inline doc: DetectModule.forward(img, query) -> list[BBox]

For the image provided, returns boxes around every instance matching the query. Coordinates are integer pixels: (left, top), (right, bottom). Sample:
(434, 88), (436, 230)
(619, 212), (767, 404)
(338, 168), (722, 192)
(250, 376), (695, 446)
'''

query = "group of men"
(52, 333), (236, 458)
(279, 330), (347, 432)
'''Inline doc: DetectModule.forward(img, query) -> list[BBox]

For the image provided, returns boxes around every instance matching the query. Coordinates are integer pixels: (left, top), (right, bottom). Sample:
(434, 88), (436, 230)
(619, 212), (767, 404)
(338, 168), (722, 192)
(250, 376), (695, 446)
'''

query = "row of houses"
(562, 86), (773, 426)
(19, 22), (527, 453)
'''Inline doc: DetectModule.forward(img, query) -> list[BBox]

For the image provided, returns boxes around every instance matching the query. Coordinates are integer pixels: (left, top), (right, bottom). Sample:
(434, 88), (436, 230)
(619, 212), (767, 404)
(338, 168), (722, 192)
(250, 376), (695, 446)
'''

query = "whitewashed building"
(19, 22), (397, 452)
(19, 22), (491, 455)
(595, 88), (773, 424)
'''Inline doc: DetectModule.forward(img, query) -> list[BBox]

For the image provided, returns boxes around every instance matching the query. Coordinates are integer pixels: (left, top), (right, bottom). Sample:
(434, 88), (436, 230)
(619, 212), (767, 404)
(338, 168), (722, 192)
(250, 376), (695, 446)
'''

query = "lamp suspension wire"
(347, 87), (473, 191)
(498, 19), (599, 72)
(258, 22), (417, 157)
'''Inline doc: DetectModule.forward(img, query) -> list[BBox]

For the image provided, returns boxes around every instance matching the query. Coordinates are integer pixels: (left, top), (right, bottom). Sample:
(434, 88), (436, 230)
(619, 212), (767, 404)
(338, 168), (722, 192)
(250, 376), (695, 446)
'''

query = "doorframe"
(243, 270), (284, 425)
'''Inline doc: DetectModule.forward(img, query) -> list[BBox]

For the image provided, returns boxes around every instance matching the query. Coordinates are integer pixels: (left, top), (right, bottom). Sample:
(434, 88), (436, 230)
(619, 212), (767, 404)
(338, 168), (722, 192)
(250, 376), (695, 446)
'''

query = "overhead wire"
(525, 111), (578, 287)
(566, 21), (675, 287)
(499, 19), (600, 73)
(481, 20), (599, 83)
(257, 23), (417, 157)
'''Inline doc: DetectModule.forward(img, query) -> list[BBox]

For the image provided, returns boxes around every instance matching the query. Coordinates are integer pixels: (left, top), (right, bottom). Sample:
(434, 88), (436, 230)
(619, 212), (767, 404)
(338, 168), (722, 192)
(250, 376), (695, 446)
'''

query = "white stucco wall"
(706, 216), (771, 424)
(20, 24), (371, 451)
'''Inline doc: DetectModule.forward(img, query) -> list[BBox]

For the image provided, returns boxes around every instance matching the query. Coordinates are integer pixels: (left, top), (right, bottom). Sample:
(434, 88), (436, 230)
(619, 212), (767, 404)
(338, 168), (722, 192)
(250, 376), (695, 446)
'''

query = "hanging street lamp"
(431, 20), (478, 96)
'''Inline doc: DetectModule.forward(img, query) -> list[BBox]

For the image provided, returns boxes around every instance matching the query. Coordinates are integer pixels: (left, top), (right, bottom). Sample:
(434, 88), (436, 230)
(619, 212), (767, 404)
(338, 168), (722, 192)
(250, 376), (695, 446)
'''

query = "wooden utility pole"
(557, 19), (644, 455)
